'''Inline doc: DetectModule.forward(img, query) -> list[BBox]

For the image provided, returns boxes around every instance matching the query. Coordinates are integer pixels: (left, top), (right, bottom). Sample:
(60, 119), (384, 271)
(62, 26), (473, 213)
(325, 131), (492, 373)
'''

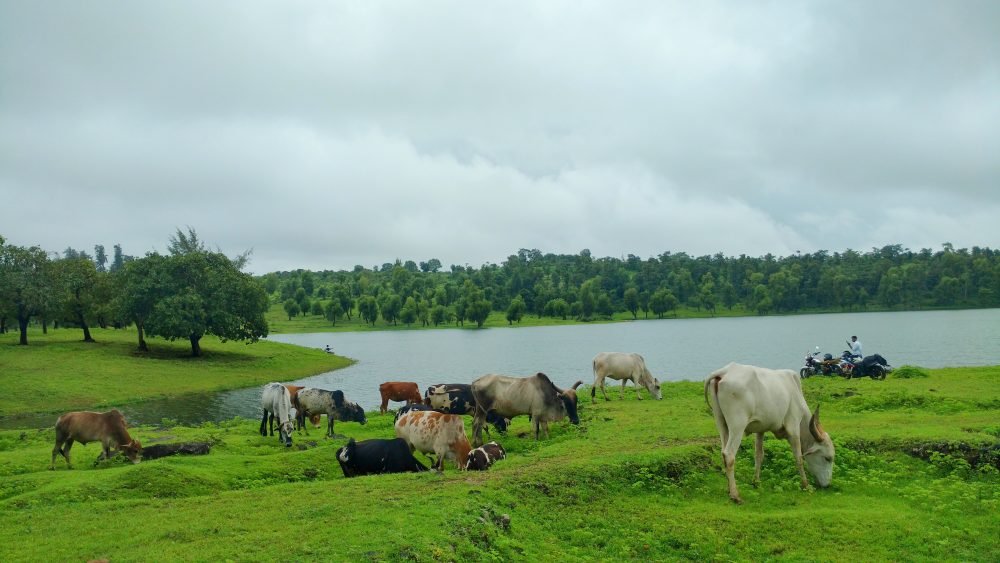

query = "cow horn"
(571, 380), (583, 390)
(809, 404), (823, 441)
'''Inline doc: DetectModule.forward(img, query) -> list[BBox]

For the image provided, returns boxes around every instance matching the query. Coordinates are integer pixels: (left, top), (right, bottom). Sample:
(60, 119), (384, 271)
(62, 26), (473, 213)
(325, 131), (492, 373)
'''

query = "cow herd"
(48, 351), (836, 503)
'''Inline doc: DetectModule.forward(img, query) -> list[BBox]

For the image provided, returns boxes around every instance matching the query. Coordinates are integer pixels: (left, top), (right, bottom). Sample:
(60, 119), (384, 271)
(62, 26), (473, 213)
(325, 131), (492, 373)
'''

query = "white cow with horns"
(704, 362), (835, 504)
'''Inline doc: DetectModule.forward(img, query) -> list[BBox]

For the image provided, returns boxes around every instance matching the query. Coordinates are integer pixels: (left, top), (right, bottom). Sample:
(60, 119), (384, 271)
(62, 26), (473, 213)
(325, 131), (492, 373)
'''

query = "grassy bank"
(0, 328), (352, 417)
(1, 366), (997, 561)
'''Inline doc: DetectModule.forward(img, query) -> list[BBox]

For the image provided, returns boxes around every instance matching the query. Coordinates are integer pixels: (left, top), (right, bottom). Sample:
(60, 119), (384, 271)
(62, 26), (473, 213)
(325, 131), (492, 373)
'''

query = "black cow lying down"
(336, 438), (429, 477)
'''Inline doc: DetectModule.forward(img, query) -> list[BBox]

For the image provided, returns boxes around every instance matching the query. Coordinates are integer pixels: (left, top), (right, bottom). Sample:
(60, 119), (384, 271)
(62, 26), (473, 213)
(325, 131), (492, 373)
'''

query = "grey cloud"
(2, 1), (998, 273)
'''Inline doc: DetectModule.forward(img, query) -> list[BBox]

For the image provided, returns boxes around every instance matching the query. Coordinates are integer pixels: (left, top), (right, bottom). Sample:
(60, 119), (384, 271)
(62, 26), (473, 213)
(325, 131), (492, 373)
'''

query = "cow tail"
(704, 369), (727, 436)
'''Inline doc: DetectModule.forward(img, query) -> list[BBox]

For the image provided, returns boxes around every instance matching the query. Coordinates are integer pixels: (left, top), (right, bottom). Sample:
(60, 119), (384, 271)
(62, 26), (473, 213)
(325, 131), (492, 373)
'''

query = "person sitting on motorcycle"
(846, 335), (863, 361)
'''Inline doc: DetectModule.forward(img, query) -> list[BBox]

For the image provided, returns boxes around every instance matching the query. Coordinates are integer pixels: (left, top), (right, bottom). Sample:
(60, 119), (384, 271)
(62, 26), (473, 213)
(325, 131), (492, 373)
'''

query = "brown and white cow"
(705, 362), (835, 504)
(394, 409), (471, 471)
(50, 409), (142, 469)
(378, 381), (423, 414)
(470, 372), (583, 447)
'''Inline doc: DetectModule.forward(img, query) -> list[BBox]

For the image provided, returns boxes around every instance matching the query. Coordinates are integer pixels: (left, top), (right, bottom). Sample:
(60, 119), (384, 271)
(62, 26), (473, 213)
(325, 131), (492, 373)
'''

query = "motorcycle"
(801, 349), (842, 378)
(800, 349), (822, 378)
(843, 353), (892, 380)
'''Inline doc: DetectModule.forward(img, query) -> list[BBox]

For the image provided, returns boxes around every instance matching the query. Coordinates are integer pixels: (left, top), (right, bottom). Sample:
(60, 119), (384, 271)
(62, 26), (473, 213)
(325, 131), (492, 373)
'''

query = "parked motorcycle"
(844, 353), (893, 380)
(800, 350), (822, 378)
(801, 349), (842, 378)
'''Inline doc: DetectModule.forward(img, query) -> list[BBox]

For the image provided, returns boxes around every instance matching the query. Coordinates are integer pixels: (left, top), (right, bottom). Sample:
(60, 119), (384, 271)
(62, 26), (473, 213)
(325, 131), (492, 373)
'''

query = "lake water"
(5, 309), (999, 429)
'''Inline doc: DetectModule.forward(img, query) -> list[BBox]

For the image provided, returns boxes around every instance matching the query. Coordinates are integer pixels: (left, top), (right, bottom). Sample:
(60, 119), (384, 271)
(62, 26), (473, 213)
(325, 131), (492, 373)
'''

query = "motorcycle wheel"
(831, 364), (842, 376)
(871, 365), (886, 380)
(800, 368), (812, 379)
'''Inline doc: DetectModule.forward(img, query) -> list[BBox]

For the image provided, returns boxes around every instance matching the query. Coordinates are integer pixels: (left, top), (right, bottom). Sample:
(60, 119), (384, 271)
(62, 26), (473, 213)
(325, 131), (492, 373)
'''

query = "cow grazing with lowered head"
(50, 409), (142, 469)
(591, 352), (662, 403)
(336, 438), (429, 477)
(260, 382), (295, 447)
(471, 372), (583, 447)
(394, 409), (471, 471)
(296, 387), (367, 437)
(378, 381), (423, 414)
(424, 383), (510, 435)
(704, 362), (835, 504)
(465, 441), (506, 471)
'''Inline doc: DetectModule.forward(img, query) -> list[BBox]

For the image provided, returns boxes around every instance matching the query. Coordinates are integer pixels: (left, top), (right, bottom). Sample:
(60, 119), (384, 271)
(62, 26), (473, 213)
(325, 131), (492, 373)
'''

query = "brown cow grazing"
(378, 381), (423, 414)
(394, 409), (471, 471)
(50, 409), (142, 469)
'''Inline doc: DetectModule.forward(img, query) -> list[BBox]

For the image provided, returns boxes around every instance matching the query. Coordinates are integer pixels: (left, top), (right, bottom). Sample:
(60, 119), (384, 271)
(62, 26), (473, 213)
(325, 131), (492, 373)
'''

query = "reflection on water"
(5, 308), (999, 429)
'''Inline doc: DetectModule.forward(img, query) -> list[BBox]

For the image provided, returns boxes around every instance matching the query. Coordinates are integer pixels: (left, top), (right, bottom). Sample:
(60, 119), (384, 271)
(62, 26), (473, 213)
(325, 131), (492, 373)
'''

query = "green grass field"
(0, 328), (351, 417)
(0, 330), (997, 561)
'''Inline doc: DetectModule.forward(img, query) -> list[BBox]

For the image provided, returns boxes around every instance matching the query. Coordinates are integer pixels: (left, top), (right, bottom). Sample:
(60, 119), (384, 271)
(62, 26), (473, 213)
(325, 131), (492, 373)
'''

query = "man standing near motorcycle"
(847, 335), (863, 359)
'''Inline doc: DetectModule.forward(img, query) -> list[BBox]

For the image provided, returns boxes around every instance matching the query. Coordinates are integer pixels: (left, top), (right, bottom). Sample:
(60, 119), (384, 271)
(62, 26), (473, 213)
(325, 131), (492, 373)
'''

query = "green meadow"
(0, 329), (997, 561)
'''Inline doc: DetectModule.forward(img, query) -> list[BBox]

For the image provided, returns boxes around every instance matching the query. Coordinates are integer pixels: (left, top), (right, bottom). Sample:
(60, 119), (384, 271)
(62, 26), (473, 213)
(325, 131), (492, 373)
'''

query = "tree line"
(0, 230), (268, 355)
(5, 233), (999, 342)
(262, 243), (1000, 328)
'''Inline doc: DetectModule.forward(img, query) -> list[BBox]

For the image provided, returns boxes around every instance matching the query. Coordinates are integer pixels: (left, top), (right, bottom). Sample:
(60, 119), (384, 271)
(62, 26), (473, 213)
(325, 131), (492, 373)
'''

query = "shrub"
(893, 365), (930, 379)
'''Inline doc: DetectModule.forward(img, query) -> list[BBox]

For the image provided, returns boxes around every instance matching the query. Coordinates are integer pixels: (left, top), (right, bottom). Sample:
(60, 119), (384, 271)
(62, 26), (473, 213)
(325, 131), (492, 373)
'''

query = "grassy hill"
(0, 335), (997, 561)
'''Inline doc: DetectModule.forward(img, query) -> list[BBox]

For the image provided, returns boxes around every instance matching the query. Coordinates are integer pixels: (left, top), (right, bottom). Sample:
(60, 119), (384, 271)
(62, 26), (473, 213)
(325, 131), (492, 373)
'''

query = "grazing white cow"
(704, 362), (835, 504)
(591, 352), (662, 403)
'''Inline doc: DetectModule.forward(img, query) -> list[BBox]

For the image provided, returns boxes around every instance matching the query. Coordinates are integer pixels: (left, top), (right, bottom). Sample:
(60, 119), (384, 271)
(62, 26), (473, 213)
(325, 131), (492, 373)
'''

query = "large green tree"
(138, 230), (269, 357)
(0, 241), (55, 345)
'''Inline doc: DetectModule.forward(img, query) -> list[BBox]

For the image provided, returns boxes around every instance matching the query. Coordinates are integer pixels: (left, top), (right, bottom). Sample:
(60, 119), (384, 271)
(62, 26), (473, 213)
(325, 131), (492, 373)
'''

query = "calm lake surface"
(6, 309), (999, 429)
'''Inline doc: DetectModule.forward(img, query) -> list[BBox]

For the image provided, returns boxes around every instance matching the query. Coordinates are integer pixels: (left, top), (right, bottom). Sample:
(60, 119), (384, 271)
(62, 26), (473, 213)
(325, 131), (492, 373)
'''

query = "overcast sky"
(2, 1), (998, 274)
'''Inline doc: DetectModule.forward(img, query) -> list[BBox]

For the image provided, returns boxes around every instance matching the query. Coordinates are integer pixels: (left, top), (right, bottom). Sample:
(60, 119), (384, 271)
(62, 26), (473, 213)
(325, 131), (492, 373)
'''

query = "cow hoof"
(730, 496), (744, 505)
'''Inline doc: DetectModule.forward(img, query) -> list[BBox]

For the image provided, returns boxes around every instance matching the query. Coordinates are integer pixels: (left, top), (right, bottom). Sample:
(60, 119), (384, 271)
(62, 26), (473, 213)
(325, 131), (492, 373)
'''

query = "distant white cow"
(591, 352), (662, 403)
(704, 362), (835, 504)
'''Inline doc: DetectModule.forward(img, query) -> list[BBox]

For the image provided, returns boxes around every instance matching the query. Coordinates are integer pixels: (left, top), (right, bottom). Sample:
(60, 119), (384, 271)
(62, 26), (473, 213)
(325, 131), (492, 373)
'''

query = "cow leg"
(635, 377), (644, 400)
(753, 433), (765, 487)
(380, 397), (388, 415)
(300, 412), (309, 436)
(61, 439), (74, 469)
(600, 375), (610, 402)
(472, 412), (486, 448)
(620, 378), (627, 400)
(260, 411), (269, 437)
(541, 421), (550, 439)
(532, 418), (541, 440)
(327, 415), (334, 438)
(722, 421), (748, 504)
(51, 436), (70, 469)
(786, 432), (810, 491)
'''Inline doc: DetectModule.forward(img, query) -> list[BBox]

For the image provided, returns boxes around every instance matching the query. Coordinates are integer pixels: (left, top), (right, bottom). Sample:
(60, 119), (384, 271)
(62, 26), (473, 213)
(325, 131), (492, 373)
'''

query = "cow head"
(336, 439), (358, 477)
(308, 413), (322, 427)
(279, 419), (294, 447)
(123, 439), (143, 464)
(559, 381), (584, 425)
(804, 405), (835, 487)
(644, 374), (662, 400)
(344, 402), (367, 425)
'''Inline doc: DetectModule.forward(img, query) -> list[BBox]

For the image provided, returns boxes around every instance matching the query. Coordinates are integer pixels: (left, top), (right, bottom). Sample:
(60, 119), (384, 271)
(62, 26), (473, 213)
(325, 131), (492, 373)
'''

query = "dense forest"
(3, 231), (999, 340)
(260, 243), (1000, 327)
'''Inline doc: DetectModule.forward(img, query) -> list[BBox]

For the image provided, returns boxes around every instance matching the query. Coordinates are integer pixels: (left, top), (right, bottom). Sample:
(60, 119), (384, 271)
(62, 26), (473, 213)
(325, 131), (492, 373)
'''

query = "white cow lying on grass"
(704, 362), (835, 504)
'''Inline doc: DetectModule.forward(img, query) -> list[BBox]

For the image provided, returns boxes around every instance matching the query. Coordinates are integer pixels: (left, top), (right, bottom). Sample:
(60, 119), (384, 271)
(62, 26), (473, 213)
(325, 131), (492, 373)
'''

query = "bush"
(893, 365), (930, 379)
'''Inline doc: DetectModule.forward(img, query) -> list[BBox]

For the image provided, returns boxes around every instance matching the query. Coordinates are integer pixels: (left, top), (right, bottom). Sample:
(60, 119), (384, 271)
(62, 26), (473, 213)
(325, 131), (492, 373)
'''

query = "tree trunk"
(189, 333), (202, 357)
(18, 315), (29, 345)
(77, 306), (95, 343)
(42, 318), (48, 334)
(136, 322), (148, 352)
